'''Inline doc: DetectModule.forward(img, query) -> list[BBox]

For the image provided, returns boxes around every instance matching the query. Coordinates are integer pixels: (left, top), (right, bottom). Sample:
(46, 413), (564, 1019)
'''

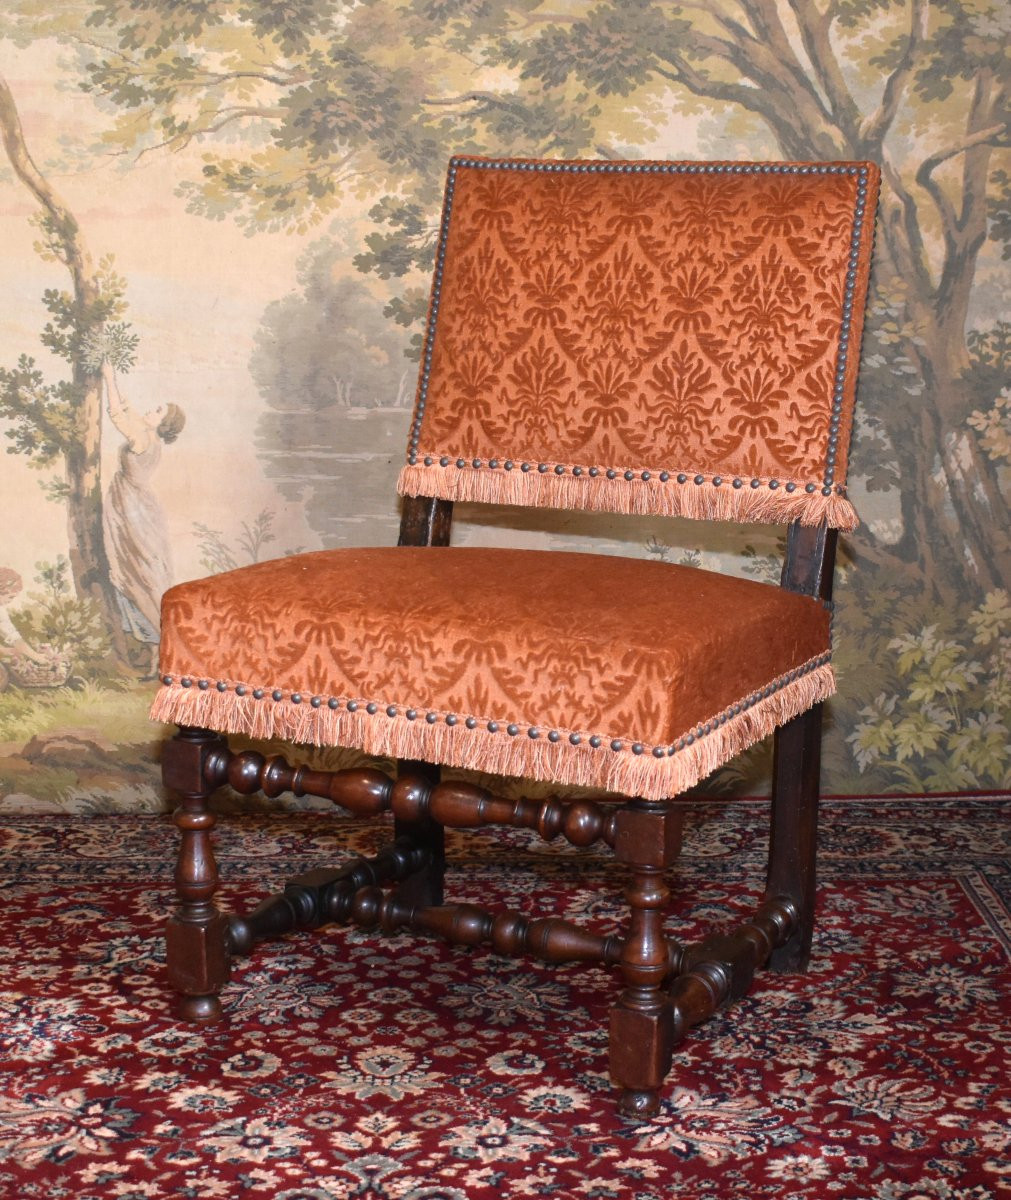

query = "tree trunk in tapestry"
(0, 76), (130, 666)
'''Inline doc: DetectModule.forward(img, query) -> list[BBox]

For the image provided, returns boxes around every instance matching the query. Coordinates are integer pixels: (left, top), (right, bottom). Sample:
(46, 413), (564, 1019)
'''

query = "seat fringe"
(150, 659), (836, 801)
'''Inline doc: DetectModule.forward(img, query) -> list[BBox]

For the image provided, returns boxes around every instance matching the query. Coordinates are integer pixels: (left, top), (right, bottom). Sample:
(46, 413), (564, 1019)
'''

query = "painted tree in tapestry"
(0, 62), (180, 682)
(1, 0), (1007, 790)
(0, 75), (125, 680)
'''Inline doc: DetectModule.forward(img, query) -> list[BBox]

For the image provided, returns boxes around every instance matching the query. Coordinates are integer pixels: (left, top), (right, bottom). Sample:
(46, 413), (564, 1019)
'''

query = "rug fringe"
(150, 659), (835, 801)
(397, 464), (858, 530)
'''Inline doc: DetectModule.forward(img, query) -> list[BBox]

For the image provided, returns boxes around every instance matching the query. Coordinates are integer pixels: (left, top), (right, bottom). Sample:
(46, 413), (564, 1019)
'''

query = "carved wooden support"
(398, 494), (454, 548)
(394, 501), (452, 901)
(351, 891), (623, 966)
(163, 727), (232, 1023)
(401, 778), (618, 848)
(228, 837), (428, 955)
(677, 896), (797, 1007)
(767, 704), (823, 971)
(780, 521), (836, 600)
(227, 852), (622, 968)
(393, 760), (445, 908)
(765, 521), (833, 973)
(608, 800), (683, 1119)
(200, 745), (618, 850)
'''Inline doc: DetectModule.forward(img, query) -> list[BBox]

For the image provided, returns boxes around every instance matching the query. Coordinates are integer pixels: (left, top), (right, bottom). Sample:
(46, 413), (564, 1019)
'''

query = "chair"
(153, 156), (879, 1117)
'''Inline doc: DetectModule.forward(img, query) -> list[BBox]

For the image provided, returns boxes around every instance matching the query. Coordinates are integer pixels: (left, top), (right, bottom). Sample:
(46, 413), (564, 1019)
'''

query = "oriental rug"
(0, 795), (1008, 1199)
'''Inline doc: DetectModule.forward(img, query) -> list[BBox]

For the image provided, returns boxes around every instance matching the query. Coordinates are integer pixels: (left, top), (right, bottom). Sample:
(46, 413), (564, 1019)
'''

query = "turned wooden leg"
(766, 704), (823, 972)
(609, 800), (683, 1118)
(163, 726), (231, 1023)
(392, 760), (445, 908)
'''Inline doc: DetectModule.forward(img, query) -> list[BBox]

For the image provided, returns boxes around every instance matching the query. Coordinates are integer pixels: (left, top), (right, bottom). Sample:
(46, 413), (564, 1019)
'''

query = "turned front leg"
(609, 800), (683, 1119)
(163, 726), (231, 1023)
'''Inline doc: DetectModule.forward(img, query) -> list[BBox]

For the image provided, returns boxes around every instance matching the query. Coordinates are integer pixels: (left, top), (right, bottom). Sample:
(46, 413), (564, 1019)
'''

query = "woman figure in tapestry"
(102, 360), (185, 678)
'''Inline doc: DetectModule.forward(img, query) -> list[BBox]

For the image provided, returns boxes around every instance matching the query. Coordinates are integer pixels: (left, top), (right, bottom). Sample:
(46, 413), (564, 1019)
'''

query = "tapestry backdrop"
(0, 2), (1007, 812)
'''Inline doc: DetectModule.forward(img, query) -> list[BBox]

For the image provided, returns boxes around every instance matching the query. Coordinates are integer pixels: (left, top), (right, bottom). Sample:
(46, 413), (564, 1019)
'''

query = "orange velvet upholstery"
(400, 158), (879, 529)
(153, 547), (832, 800)
(152, 155), (879, 799)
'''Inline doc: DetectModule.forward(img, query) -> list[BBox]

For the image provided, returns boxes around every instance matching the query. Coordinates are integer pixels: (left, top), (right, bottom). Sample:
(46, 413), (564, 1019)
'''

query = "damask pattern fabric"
(399, 158), (879, 530)
(152, 547), (833, 799)
(152, 157), (879, 796)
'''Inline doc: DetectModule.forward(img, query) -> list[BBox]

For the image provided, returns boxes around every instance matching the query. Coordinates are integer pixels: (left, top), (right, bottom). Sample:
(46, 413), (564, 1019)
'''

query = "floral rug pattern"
(1, 796), (1009, 1198)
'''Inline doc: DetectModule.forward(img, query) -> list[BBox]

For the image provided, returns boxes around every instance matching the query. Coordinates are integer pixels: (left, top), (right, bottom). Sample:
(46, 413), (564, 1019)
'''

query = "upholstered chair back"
(399, 158), (878, 531)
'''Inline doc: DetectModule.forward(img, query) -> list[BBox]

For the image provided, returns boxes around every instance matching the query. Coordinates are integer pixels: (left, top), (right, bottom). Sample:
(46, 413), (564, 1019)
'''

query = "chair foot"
(165, 907), (231, 1019)
(768, 930), (812, 973)
(618, 1088), (661, 1119)
(178, 994), (224, 1024)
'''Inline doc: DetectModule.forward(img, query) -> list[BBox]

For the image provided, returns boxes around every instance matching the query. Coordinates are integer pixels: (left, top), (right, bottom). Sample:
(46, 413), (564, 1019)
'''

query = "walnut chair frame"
(157, 156), (877, 1118)
(163, 510), (834, 1118)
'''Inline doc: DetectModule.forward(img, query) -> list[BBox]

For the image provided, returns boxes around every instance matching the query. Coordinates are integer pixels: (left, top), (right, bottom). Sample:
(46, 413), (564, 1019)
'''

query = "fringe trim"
(397, 463), (859, 531)
(150, 656), (836, 802)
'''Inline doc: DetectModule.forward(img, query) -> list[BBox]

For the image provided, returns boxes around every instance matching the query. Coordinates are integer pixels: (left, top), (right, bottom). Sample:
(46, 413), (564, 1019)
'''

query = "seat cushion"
(151, 547), (834, 800)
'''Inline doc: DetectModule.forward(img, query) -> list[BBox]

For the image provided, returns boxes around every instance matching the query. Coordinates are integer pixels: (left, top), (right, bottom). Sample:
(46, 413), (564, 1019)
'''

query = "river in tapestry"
(0, 4), (1008, 810)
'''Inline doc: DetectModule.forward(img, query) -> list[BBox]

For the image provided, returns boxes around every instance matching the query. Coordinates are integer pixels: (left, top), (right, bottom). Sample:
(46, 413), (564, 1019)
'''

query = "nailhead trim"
(160, 650), (830, 763)
(409, 455), (842, 497)
(405, 156), (869, 499)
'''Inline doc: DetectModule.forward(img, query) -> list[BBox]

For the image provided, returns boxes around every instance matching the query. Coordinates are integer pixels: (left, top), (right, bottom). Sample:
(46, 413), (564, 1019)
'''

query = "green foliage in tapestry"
(8, 558), (111, 677)
(839, 587), (1010, 791)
